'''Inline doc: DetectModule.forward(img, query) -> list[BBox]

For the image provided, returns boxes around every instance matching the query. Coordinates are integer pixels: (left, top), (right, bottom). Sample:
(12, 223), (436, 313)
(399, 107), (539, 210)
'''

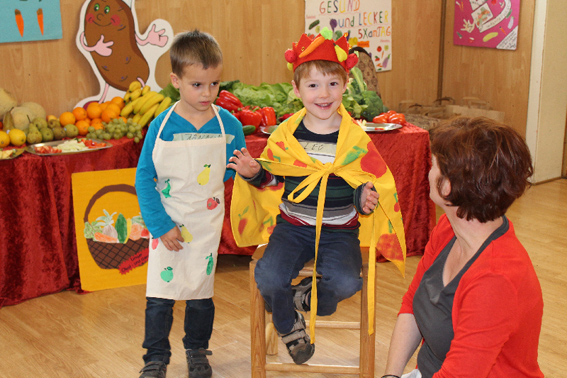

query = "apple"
(160, 267), (173, 282)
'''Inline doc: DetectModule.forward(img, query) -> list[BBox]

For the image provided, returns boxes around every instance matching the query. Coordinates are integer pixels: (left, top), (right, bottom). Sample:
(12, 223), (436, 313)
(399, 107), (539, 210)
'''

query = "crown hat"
(285, 27), (359, 73)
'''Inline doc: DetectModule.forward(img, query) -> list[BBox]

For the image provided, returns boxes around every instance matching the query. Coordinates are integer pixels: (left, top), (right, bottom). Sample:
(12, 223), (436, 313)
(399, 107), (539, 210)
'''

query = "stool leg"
(359, 263), (376, 378)
(250, 262), (267, 378)
(266, 315), (279, 355)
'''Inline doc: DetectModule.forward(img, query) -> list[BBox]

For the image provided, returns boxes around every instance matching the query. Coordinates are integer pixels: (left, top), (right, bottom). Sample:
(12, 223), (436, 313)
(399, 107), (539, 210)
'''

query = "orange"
(119, 116), (128, 123)
(110, 96), (125, 109)
(101, 108), (119, 123)
(106, 103), (121, 116)
(0, 130), (10, 148)
(72, 107), (87, 121)
(99, 102), (109, 111)
(76, 120), (90, 136)
(60, 111), (76, 126)
(91, 118), (104, 130)
(86, 102), (102, 119)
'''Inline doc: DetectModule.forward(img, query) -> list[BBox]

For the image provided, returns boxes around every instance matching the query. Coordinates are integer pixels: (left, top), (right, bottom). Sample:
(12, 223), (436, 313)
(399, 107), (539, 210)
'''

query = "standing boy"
(135, 30), (246, 378)
(228, 28), (406, 365)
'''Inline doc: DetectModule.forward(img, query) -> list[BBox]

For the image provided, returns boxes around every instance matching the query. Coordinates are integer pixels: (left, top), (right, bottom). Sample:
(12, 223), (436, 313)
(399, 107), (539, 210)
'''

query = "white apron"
(146, 102), (226, 300)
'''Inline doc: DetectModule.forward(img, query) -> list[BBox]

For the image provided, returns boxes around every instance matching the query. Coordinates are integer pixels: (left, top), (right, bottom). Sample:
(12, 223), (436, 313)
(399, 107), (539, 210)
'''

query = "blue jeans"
(255, 222), (362, 334)
(142, 297), (215, 364)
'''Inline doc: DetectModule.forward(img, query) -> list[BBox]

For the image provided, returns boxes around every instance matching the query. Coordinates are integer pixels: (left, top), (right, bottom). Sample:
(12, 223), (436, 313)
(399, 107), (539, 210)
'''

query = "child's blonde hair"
(293, 60), (349, 86)
(170, 29), (223, 77)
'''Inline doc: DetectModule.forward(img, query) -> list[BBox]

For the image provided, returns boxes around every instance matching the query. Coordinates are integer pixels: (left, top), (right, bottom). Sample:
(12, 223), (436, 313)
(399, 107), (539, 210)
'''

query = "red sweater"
(400, 214), (544, 378)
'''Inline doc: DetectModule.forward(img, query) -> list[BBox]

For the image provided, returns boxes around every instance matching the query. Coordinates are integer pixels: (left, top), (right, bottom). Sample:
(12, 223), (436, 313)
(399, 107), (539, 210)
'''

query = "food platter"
(26, 138), (112, 156)
(259, 125), (278, 135)
(361, 123), (403, 132)
(0, 148), (25, 160)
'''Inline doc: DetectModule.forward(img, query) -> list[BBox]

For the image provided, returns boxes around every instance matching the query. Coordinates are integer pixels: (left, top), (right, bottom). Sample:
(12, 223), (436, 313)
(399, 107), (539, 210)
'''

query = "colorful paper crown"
(285, 27), (358, 73)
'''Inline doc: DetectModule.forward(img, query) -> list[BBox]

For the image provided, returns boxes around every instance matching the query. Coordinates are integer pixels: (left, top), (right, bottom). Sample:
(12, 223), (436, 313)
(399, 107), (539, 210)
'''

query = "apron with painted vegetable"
(146, 103), (226, 300)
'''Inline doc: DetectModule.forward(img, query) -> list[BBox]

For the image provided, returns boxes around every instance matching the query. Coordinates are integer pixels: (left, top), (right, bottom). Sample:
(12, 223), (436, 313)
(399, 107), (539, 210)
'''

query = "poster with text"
(0, 0), (62, 43)
(305, 0), (392, 72)
(454, 0), (520, 50)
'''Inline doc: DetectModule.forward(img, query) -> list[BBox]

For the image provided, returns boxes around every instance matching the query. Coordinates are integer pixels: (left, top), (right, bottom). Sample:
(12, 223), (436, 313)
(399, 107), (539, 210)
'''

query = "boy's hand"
(160, 226), (184, 252)
(227, 148), (261, 179)
(361, 182), (379, 215)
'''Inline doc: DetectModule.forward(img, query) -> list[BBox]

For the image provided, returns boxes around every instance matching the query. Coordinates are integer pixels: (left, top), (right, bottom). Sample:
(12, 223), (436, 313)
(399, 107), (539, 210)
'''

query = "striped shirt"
(247, 122), (368, 232)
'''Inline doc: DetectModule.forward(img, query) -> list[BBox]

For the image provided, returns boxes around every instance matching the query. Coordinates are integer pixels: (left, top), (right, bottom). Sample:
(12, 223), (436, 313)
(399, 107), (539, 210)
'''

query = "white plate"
(26, 138), (111, 156)
(259, 125), (278, 135)
(0, 148), (25, 160)
(361, 122), (403, 132)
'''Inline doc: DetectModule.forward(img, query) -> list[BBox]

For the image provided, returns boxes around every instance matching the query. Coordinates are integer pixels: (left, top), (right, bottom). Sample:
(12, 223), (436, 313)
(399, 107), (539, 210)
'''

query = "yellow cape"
(231, 105), (406, 340)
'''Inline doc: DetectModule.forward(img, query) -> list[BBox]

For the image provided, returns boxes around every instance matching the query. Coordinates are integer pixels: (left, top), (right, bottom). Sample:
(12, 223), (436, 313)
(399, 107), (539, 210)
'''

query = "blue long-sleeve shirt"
(135, 105), (246, 238)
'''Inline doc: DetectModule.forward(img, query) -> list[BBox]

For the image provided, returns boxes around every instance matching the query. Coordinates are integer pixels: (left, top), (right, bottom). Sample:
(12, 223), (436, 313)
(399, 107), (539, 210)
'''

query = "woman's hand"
(160, 226), (184, 252)
(227, 148), (261, 179)
(361, 182), (379, 214)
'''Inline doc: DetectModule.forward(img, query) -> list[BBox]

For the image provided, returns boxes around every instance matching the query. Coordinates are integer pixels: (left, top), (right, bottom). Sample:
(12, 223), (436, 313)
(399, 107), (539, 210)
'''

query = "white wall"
(526, 0), (567, 183)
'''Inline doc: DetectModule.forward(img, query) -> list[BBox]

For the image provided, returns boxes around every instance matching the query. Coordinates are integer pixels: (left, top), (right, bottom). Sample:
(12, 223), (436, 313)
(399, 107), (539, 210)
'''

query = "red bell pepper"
(215, 97), (240, 112)
(240, 108), (262, 127)
(220, 90), (242, 107)
(215, 90), (243, 112)
(278, 113), (294, 123)
(260, 107), (277, 126)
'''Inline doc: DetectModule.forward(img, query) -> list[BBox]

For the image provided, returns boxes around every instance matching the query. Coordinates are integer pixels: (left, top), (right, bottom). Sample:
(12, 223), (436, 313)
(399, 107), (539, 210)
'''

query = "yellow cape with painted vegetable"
(230, 104), (406, 340)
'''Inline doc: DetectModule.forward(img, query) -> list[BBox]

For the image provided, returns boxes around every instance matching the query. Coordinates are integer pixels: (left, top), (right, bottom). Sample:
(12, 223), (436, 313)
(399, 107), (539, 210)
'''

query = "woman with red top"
(381, 117), (544, 378)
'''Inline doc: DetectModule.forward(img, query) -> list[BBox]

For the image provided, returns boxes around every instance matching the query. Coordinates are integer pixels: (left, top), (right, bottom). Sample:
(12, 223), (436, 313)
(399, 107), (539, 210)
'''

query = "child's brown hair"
(293, 60), (348, 86)
(170, 29), (223, 77)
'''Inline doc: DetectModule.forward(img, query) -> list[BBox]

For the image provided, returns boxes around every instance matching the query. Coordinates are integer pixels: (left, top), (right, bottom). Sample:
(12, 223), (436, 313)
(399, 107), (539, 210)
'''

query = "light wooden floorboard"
(0, 179), (565, 377)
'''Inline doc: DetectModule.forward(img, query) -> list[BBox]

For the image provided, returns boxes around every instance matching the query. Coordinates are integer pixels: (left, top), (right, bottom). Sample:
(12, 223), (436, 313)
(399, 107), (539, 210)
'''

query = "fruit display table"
(0, 123), (435, 308)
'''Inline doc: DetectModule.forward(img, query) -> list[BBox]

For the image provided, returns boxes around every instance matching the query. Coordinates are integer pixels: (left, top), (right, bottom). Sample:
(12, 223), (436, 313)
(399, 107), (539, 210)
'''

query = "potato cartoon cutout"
(75, 0), (173, 107)
(82, 0), (149, 91)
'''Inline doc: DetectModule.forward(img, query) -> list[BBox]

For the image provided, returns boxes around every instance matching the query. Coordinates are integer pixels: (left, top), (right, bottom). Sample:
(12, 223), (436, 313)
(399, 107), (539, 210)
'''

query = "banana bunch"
(121, 81), (173, 127)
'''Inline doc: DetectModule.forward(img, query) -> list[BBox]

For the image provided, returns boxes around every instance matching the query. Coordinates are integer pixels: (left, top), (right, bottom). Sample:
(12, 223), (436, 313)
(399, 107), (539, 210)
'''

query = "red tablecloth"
(0, 124), (434, 308)
(219, 123), (436, 259)
(0, 138), (143, 308)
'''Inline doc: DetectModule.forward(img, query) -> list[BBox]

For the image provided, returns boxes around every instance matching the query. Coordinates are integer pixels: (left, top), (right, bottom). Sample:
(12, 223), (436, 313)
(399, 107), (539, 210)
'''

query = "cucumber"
(242, 125), (256, 136)
(309, 19), (320, 30)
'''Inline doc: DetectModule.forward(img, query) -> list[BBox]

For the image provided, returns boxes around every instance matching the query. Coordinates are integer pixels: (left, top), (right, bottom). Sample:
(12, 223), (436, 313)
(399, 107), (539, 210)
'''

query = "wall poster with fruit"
(74, 0), (174, 107)
(72, 167), (149, 291)
(304, 0), (392, 71)
(0, 0), (62, 43)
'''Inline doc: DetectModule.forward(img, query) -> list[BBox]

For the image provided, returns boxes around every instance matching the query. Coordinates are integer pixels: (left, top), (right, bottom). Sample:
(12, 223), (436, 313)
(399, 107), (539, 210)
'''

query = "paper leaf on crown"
(285, 27), (358, 72)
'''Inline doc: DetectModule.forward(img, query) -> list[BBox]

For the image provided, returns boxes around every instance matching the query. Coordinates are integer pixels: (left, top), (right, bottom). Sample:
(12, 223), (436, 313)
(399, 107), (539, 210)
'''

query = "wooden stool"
(249, 245), (376, 378)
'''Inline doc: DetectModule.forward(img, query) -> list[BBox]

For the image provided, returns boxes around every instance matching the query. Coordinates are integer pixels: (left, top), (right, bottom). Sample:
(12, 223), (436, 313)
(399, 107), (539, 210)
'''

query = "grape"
(134, 137), (140, 143)
(127, 132), (134, 139)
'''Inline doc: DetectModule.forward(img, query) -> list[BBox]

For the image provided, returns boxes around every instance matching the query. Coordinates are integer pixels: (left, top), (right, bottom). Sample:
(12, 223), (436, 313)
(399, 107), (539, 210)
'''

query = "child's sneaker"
(186, 348), (213, 378)
(279, 310), (315, 364)
(139, 361), (167, 378)
(292, 277), (319, 312)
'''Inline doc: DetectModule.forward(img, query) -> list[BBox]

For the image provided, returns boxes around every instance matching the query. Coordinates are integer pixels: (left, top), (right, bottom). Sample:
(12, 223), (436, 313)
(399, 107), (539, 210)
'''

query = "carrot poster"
(72, 168), (149, 291)
(0, 0), (62, 43)
(454, 0), (520, 50)
(304, 0), (392, 72)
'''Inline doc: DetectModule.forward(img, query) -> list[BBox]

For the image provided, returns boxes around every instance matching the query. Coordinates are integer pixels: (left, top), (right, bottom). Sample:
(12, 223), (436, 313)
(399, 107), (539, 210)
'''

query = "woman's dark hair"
(429, 117), (533, 222)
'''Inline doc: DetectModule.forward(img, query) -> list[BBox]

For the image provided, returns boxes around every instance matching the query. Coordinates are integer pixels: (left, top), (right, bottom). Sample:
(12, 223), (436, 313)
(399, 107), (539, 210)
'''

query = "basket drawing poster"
(72, 168), (149, 291)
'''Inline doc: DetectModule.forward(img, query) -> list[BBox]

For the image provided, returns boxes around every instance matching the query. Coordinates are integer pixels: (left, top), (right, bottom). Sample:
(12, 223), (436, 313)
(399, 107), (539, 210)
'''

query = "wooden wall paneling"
(377, 0), (443, 111)
(0, 1), (441, 118)
(563, 110), (567, 177)
(440, 1), (536, 137)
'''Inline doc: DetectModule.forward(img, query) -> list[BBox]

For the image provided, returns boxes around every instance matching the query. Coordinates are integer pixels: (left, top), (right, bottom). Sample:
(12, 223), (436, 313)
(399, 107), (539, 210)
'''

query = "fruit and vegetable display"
(0, 81), (174, 155)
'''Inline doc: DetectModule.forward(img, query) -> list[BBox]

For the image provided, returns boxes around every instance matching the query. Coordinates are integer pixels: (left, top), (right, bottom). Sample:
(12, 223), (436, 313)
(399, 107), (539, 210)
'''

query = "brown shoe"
(279, 310), (315, 364)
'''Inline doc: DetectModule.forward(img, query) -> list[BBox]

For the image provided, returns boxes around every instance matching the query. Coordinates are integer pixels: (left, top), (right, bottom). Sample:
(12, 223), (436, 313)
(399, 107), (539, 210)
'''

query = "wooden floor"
(1, 179), (565, 378)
